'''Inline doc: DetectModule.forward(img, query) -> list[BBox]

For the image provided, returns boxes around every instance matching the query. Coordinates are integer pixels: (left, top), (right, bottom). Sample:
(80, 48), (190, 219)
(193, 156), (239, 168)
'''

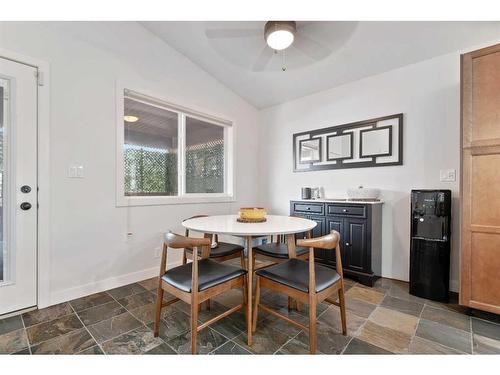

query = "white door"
(0, 57), (38, 315)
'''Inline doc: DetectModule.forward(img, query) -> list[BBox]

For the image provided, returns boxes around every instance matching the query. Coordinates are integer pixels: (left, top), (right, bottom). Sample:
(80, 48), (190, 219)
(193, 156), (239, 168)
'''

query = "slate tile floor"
(1, 275), (500, 355)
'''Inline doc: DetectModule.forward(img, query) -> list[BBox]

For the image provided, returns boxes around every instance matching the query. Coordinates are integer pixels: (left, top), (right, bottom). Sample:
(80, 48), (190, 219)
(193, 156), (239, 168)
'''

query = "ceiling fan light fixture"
(265, 21), (296, 51)
(124, 115), (139, 123)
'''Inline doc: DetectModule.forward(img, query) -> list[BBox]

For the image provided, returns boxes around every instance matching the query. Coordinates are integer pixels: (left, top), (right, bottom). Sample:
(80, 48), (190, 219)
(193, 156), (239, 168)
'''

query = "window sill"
(116, 194), (236, 207)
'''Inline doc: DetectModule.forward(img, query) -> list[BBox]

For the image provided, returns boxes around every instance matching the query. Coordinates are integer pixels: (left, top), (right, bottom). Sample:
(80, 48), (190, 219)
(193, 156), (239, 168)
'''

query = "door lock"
(20, 202), (32, 210)
(20, 185), (31, 193)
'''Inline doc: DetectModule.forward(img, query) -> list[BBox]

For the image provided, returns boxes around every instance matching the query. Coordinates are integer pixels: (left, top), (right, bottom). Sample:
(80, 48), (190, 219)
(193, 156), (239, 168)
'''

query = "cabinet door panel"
(309, 216), (325, 238)
(326, 218), (343, 265)
(345, 218), (367, 272)
(309, 216), (326, 260)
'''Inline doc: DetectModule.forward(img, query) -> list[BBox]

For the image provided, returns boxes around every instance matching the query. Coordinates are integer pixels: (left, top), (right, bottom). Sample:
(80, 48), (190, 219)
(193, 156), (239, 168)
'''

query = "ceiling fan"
(205, 21), (334, 72)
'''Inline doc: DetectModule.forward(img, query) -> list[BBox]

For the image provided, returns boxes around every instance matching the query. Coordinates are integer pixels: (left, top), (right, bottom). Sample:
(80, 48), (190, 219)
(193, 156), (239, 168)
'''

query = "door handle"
(345, 242), (350, 247)
(20, 202), (32, 210)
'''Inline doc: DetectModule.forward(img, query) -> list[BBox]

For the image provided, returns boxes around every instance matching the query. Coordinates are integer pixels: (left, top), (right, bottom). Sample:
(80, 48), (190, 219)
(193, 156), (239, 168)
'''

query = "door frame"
(0, 48), (51, 310)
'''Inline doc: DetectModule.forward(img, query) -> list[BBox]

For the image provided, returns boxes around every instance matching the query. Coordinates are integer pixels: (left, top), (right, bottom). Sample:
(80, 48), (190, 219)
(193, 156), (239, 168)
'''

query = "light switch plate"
(68, 165), (84, 178)
(76, 166), (84, 178)
(440, 169), (456, 182)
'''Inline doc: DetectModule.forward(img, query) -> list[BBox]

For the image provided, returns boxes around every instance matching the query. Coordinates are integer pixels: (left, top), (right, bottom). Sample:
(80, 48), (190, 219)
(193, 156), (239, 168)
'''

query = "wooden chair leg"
(182, 250), (187, 265)
(153, 286), (164, 337)
(191, 301), (198, 354)
(309, 297), (317, 354)
(338, 286), (347, 335)
(240, 251), (246, 269)
(241, 252), (247, 303)
(252, 277), (261, 332)
(206, 299), (211, 311)
(242, 272), (247, 320)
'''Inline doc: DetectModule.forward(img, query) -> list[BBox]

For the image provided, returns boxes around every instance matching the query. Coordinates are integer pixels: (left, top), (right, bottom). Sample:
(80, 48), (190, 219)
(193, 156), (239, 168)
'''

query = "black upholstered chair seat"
(254, 242), (308, 259)
(162, 259), (247, 293)
(186, 242), (244, 258)
(255, 258), (340, 293)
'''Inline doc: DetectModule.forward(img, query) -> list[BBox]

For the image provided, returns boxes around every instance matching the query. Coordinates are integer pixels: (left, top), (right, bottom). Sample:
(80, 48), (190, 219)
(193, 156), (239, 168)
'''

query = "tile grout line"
(470, 315), (474, 354)
(105, 287), (178, 354)
(272, 292), (348, 355)
(20, 313), (32, 354)
(68, 302), (107, 355)
(340, 282), (377, 355)
(405, 295), (426, 354)
(21, 305), (75, 330)
(21, 309), (90, 351)
(412, 302), (471, 355)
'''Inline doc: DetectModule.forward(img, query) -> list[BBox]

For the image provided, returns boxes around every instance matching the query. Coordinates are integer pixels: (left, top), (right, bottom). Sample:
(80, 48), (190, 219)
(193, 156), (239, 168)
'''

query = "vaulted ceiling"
(142, 21), (500, 108)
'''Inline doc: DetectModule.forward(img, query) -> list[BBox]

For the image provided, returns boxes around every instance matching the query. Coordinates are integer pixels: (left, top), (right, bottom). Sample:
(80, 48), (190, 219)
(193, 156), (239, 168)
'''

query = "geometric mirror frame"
(299, 137), (322, 164)
(326, 132), (353, 161)
(360, 126), (392, 157)
(293, 113), (403, 172)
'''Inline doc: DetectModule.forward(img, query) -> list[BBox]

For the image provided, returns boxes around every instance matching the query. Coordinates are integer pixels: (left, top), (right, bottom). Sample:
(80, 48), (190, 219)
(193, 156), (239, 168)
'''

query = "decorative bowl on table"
(346, 186), (380, 201)
(237, 207), (267, 223)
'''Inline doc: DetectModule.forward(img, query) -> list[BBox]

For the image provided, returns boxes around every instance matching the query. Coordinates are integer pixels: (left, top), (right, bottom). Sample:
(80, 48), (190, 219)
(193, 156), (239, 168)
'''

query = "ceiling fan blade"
(252, 46), (274, 72)
(205, 28), (262, 39)
(293, 33), (332, 61)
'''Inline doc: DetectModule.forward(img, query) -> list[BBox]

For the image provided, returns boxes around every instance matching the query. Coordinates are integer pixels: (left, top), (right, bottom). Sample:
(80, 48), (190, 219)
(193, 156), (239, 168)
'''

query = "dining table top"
(182, 214), (317, 236)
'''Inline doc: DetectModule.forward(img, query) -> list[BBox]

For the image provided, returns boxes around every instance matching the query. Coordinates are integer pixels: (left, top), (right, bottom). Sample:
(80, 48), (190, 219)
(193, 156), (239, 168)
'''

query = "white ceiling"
(141, 21), (500, 109)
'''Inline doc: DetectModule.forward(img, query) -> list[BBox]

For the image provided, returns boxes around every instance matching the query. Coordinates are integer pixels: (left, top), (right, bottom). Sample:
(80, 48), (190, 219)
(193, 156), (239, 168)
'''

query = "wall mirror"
(327, 133), (353, 160)
(299, 138), (321, 163)
(360, 126), (392, 157)
(293, 113), (403, 172)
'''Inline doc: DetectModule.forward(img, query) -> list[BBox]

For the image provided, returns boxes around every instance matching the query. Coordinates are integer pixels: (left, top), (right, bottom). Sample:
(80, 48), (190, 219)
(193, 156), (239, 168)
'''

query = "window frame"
(116, 84), (235, 207)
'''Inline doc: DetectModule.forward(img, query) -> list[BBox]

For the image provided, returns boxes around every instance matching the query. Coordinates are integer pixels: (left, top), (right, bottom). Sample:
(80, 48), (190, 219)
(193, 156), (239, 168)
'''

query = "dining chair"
(252, 230), (347, 354)
(183, 215), (246, 310)
(252, 231), (311, 310)
(154, 232), (247, 354)
(183, 215), (245, 267)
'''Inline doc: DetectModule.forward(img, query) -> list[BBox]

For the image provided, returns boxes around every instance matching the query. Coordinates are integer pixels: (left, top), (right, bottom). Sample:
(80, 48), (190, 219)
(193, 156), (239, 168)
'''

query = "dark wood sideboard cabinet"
(290, 200), (382, 286)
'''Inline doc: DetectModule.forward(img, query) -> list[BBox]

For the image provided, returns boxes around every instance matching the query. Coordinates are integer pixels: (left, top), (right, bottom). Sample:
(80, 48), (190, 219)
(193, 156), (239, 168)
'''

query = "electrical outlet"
(154, 247), (162, 258)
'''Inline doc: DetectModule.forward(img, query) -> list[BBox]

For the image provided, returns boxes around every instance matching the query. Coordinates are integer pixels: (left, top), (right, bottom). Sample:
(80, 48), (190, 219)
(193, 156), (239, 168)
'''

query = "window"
(117, 88), (234, 206)
(185, 116), (224, 194)
(124, 98), (178, 196)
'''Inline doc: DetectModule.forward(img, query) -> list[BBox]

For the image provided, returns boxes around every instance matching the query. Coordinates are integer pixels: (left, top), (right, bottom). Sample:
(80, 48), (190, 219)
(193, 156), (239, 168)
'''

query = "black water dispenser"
(410, 190), (451, 302)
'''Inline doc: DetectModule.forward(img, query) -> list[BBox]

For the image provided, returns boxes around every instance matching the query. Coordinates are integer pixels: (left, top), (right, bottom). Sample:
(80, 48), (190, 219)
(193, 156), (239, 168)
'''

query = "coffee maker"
(301, 187), (320, 200)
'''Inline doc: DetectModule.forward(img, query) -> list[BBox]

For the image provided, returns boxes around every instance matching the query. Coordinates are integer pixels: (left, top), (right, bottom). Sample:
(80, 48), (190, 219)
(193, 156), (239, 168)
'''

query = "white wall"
(259, 52), (463, 291)
(0, 22), (260, 306)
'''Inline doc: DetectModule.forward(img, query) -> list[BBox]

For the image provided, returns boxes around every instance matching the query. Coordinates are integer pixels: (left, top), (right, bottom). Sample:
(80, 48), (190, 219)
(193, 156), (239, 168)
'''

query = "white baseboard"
(44, 261), (182, 308)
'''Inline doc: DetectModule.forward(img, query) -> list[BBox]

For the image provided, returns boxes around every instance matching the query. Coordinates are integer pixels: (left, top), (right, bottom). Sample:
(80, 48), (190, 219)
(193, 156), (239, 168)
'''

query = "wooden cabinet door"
(309, 215), (326, 238)
(308, 215), (326, 260)
(344, 218), (368, 273)
(326, 218), (345, 266)
(461, 44), (500, 314)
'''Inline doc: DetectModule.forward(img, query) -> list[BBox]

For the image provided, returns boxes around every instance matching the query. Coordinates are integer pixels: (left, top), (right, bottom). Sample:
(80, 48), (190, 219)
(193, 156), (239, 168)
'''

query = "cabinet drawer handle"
(307, 207), (310, 210)
(342, 209), (348, 212)
(345, 242), (350, 246)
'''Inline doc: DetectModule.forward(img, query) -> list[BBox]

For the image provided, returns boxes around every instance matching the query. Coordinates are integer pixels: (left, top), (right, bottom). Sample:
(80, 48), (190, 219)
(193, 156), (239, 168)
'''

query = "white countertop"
(182, 214), (317, 236)
(293, 198), (384, 205)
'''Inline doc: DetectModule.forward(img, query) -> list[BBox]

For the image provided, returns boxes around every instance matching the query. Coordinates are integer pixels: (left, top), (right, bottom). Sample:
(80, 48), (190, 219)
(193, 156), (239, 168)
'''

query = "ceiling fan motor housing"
(264, 21), (297, 50)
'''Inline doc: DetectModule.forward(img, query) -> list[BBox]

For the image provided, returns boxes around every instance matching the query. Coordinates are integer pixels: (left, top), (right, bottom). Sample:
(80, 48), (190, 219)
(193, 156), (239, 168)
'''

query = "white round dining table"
(182, 214), (317, 346)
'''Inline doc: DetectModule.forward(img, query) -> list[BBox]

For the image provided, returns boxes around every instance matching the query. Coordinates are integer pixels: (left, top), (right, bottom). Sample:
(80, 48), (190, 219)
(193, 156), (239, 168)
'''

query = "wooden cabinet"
(460, 43), (500, 314)
(290, 200), (382, 286)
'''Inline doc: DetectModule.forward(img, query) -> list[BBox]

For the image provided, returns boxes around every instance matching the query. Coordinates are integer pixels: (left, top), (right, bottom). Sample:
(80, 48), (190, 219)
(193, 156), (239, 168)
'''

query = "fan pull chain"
(282, 49), (287, 72)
